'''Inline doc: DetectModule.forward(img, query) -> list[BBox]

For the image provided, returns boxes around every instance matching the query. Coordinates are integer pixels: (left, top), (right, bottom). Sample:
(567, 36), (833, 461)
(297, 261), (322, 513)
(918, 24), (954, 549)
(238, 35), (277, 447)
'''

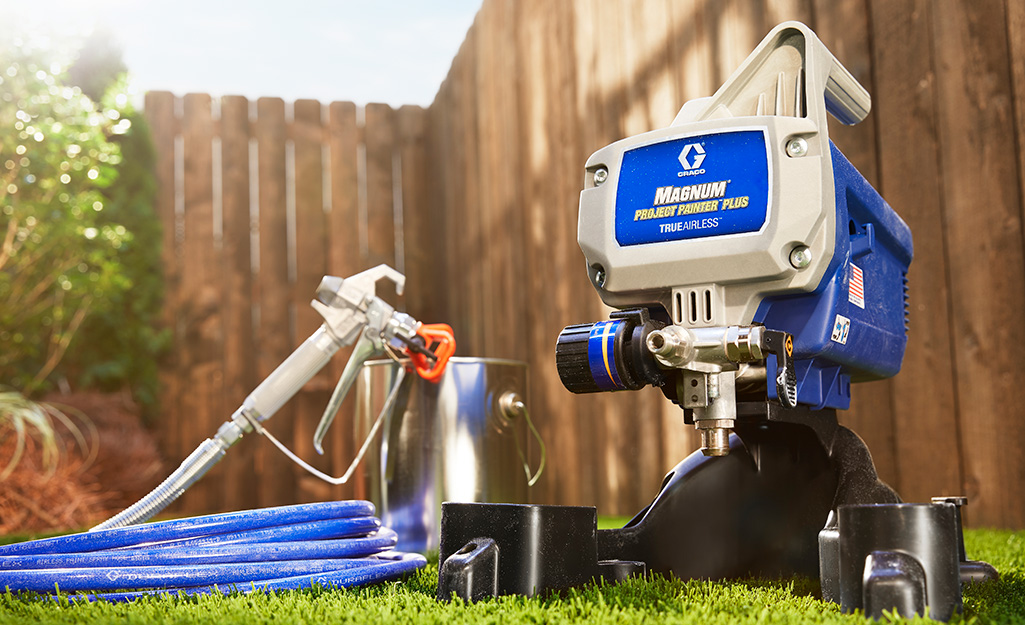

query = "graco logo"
(677, 143), (706, 176)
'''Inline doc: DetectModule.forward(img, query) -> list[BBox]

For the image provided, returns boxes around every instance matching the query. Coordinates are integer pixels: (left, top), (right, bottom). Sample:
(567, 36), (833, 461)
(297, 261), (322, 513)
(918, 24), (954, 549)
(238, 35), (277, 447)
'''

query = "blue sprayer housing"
(755, 143), (913, 410)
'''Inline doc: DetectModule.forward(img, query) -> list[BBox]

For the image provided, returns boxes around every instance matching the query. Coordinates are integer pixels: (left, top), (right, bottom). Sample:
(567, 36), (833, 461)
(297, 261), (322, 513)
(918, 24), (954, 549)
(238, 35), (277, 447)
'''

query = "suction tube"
(0, 502), (426, 601)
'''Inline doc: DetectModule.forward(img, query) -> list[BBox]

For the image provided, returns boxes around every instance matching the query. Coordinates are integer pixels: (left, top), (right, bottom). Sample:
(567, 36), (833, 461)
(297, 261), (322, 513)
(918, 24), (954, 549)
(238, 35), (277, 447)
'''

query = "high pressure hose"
(0, 502), (426, 601)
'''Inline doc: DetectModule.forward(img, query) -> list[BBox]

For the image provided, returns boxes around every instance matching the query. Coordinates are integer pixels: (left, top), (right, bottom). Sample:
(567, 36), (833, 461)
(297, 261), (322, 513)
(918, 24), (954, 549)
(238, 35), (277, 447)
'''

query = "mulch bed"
(0, 391), (165, 535)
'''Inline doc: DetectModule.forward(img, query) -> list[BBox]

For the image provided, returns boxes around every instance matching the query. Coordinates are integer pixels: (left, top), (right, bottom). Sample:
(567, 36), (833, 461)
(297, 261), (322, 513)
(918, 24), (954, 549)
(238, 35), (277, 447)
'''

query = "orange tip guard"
(410, 323), (456, 382)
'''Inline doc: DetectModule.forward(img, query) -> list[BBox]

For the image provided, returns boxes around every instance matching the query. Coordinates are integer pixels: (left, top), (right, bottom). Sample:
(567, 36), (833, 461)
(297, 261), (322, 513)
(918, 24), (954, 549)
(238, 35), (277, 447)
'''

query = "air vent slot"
(672, 285), (723, 327)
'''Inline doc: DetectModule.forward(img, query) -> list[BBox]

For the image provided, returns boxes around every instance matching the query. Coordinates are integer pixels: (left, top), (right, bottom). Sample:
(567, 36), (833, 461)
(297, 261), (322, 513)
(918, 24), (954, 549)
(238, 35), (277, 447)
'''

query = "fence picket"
(254, 97), (296, 508)
(325, 101), (361, 500)
(219, 95), (257, 510)
(144, 91), (180, 475)
(291, 99), (331, 503)
(176, 94), (223, 513)
(867, 0), (963, 507)
(930, 0), (1025, 527)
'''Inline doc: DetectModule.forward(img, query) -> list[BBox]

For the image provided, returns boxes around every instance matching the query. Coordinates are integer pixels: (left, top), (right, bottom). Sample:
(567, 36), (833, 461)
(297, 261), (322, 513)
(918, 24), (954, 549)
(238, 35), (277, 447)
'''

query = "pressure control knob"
(555, 308), (666, 394)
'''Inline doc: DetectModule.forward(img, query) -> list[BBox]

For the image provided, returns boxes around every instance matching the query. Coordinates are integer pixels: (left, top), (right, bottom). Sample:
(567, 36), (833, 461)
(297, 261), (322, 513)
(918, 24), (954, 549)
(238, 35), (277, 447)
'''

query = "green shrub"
(0, 43), (163, 410)
(60, 75), (167, 418)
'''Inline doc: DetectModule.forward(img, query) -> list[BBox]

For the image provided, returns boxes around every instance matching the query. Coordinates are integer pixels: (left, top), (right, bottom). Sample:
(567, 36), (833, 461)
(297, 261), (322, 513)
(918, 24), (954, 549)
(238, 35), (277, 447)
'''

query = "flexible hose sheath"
(117, 516), (380, 550)
(7, 549), (396, 593)
(0, 501), (374, 556)
(0, 502), (425, 600)
(0, 520), (383, 570)
(77, 553), (426, 602)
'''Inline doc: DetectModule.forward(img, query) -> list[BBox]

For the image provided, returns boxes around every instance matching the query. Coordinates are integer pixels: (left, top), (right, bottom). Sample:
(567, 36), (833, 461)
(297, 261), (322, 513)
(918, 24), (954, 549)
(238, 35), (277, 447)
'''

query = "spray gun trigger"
(313, 330), (381, 455)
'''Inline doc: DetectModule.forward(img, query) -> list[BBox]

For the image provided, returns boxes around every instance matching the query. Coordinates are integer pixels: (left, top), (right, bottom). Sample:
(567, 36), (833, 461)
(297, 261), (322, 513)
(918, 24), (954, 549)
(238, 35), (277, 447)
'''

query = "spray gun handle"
(242, 325), (342, 422)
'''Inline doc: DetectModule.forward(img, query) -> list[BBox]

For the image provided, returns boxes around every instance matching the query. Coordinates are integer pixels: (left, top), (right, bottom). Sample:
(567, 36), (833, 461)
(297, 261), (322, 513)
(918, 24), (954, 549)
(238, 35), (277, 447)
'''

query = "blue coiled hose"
(0, 501), (426, 601)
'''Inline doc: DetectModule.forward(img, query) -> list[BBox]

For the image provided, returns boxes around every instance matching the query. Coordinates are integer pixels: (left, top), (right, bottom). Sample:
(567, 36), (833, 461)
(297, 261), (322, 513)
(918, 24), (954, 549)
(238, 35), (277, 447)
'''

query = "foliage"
(0, 37), (165, 412)
(0, 48), (128, 394)
(0, 388), (94, 481)
(66, 29), (127, 104)
(60, 74), (166, 417)
(0, 528), (1023, 624)
(0, 389), (58, 480)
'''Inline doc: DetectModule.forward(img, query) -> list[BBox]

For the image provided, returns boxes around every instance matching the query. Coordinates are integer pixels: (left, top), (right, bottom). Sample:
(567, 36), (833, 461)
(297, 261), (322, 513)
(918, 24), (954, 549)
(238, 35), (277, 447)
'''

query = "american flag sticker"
(849, 264), (865, 309)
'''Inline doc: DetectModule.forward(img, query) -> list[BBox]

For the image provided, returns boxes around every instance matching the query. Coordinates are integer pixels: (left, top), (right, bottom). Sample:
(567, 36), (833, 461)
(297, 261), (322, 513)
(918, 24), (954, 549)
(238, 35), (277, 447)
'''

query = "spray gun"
(93, 265), (454, 530)
(555, 21), (910, 456)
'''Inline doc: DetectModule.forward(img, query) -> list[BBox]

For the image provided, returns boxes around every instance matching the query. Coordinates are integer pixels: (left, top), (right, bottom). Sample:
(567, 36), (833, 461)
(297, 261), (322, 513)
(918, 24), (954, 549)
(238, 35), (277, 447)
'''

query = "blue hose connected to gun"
(0, 502), (426, 601)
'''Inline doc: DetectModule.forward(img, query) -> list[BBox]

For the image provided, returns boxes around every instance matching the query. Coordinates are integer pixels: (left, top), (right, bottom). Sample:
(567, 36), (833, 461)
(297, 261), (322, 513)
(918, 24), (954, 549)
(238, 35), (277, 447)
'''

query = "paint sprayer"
(0, 265), (454, 598)
(436, 22), (996, 620)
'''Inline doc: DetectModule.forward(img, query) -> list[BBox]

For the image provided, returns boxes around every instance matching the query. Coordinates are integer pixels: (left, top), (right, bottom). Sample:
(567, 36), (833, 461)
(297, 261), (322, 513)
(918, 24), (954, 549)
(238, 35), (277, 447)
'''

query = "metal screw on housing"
(785, 137), (808, 158)
(594, 266), (606, 287)
(593, 167), (608, 186)
(790, 245), (813, 269)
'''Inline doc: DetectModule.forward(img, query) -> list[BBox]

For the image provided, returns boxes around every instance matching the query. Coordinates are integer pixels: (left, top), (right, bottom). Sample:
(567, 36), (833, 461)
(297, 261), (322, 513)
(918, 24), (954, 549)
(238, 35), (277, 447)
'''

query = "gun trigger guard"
(254, 365), (408, 486)
(341, 264), (407, 301)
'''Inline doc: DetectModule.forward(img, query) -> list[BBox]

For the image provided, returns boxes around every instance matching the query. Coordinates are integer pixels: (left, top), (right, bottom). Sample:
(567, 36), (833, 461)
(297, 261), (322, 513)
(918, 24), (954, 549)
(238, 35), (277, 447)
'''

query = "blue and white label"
(831, 314), (851, 345)
(614, 130), (771, 246)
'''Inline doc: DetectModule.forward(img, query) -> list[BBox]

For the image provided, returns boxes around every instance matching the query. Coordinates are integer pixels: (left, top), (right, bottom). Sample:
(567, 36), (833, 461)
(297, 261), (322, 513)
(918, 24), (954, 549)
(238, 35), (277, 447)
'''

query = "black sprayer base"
(437, 403), (996, 620)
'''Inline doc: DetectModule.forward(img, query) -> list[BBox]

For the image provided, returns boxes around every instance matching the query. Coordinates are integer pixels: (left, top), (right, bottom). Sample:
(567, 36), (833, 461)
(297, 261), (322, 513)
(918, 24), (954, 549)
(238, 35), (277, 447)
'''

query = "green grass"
(0, 528), (1022, 624)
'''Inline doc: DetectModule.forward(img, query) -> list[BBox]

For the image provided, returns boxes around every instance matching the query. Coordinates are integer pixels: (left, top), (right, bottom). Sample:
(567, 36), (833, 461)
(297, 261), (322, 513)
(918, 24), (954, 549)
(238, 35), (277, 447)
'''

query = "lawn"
(0, 526), (1022, 624)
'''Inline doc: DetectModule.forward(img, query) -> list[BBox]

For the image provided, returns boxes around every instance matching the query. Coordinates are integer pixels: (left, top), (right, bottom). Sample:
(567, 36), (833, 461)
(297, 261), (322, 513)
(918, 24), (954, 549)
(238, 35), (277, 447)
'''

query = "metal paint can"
(356, 357), (537, 553)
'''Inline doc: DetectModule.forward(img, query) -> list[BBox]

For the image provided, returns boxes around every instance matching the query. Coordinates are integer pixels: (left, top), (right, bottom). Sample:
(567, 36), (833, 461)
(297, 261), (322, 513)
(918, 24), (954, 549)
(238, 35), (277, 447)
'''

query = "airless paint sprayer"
(1, 19), (1001, 618)
(0, 265), (456, 598)
(436, 22), (997, 620)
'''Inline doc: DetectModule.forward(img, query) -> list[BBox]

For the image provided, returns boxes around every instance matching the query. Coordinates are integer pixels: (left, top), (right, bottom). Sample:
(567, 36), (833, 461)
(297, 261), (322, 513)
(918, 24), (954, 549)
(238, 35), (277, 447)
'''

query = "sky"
(4, 0), (484, 107)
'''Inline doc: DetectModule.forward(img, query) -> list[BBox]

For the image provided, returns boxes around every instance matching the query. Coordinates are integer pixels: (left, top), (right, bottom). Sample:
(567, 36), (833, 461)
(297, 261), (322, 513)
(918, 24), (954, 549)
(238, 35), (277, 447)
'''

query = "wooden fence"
(148, 0), (1025, 527)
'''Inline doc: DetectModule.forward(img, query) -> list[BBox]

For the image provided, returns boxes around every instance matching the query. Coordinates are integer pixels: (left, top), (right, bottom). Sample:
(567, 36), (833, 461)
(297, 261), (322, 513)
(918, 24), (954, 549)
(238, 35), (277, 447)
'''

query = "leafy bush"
(61, 76), (167, 417)
(0, 43), (163, 409)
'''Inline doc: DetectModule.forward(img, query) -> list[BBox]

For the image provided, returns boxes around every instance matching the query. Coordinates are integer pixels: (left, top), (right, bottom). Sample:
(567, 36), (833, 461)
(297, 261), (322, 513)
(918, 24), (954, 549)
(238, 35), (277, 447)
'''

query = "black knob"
(556, 323), (603, 393)
(555, 309), (665, 394)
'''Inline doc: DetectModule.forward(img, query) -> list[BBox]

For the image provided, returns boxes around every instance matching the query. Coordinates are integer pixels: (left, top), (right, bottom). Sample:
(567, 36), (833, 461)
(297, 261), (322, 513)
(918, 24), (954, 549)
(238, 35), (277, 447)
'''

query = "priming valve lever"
(763, 330), (798, 409)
